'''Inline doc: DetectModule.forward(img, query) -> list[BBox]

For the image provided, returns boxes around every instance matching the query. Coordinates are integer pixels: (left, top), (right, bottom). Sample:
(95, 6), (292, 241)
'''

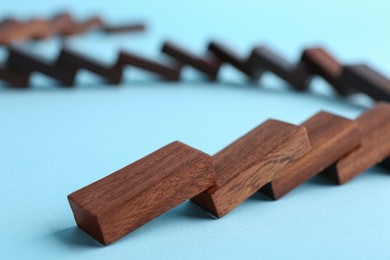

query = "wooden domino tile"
(6, 46), (76, 86)
(260, 111), (360, 199)
(116, 50), (181, 81)
(56, 48), (122, 84)
(299, 47), (353, 95)
(322, 103), (390, 184)
(341, 64), (390, 102)
(191, 119), (311, 217)
(207, 41), (260, 79)
(247, 45), (311, 91)
(68, 141), (216, 245)
(161, 41), (222, 80)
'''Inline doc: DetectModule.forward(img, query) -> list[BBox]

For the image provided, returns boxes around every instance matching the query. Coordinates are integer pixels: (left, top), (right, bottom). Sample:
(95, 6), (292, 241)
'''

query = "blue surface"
(1, 1), (390, 259)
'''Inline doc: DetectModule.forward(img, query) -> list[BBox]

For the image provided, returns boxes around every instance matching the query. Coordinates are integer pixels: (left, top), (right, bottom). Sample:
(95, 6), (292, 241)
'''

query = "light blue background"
(1, 0), (390, 259)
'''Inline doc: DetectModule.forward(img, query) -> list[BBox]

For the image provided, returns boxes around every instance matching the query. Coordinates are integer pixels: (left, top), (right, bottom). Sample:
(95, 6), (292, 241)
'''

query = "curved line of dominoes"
(2, 36), (390, 245)
(0, 13), (145, 45)
(57, 39), (390, 245)
(1, 40), (389, 103)
(68, 100), (390, 245)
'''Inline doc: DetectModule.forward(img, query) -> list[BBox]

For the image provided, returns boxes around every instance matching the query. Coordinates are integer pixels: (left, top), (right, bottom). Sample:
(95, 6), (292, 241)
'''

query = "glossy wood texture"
(261, 111), (360, 199)
(68, 141), (216, 245)
(322, 103), (390, 184)
(191, 120), (311, 217)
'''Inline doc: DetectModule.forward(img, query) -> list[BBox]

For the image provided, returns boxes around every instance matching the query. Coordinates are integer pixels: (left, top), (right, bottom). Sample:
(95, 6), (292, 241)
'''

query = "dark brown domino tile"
(56, 48), (122, 84)
(161, 41), (221, 80)
(0, 65), (30, 87)
(322, 103), (390, 184)
(300, 47), (353, 96)
(6, 46), (76, 86)
(191, 120), (311, 217)
(341, 64), (390, 102)
(117, 50), (181, 81)
(207, 41), (260, 80)
(261, 111), (360, 199)
(102, 23), (145, 34)
(68, 141), (216, 245)
(248, 46), (311, 91)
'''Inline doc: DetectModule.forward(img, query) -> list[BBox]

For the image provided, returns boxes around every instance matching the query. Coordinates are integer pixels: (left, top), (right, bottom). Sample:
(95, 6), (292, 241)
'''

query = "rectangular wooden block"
(68, 141), (216, 245)
(117, 50), (181, 81)
(161, 41), (221, 80)
(56, 48), (122, 84)
(191, 120), (311, 217)
(260, 111), (360, 199)
(248, 46), (311, 91)
(341, 64), (390, 102)
(207, 41), (259, 79)
(322, 103), (390, 184)
(6, 47), (76, 86)
(299, 47), (352, 95)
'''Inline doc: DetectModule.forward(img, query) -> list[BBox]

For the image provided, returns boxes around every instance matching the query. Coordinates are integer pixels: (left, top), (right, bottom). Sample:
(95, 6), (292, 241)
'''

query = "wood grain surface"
(261, 111), (360, 199)
(191, 119), (311, 217)
(68, 141), (216, 245)
(322, 102), (390, 184)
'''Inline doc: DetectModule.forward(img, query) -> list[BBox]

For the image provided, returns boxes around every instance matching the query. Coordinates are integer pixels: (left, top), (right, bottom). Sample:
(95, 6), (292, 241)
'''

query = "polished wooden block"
(322, 103), (390, 184)
(6, 46), (76, 86)
(68, 141), (216, 245)
(300, 47), (353, 95)
(341, 64), (390, 102)
(191, 120), (311, 217)
(248, 45), (311, 91)
(117, 50), (181, 81)
(261, 111), (360, 199)
(207, 41), (260, 79)
(161, 41), (221, 80)
(56, 48), (122, 84)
